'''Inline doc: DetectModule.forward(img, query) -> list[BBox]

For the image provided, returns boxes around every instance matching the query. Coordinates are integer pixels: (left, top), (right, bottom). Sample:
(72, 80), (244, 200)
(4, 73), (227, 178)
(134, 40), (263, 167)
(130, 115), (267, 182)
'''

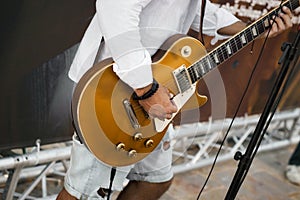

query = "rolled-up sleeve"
(96, 0), (153, 89)
(191, 1), (240, 45)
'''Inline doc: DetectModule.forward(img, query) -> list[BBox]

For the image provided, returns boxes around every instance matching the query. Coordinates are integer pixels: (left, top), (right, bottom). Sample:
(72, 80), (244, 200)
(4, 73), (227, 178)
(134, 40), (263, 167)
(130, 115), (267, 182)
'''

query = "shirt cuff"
(113, 50), (153, 89)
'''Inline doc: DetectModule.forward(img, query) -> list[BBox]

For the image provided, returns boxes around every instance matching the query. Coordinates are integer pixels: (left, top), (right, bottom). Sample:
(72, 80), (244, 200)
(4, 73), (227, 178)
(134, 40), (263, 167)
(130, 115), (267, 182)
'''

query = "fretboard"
(187, 0), (299, 84)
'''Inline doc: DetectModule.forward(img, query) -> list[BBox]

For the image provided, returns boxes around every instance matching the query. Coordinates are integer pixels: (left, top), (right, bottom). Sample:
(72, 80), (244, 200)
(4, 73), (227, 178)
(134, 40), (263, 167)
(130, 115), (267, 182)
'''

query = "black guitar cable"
(196, 1), (285, 199)
(106, 167), (116, 200)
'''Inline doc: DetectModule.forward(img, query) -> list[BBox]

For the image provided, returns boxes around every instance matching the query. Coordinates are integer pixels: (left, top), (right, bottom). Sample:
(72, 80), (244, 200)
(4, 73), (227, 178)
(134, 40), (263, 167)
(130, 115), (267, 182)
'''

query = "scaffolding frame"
(0, 109), (299, 199)
(170, 108), (300, 174)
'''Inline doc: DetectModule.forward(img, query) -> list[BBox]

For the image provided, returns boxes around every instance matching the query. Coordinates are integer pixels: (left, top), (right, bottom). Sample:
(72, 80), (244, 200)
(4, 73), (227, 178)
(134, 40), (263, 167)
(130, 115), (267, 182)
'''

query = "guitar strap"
(187, 0), (206, 44)
(93, 37), (105, 66)
(198, 0), (206, 45)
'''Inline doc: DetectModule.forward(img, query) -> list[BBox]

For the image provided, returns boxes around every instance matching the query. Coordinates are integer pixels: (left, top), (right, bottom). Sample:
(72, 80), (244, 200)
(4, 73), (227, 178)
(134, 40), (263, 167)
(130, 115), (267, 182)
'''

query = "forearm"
(217, 21), (246, 36)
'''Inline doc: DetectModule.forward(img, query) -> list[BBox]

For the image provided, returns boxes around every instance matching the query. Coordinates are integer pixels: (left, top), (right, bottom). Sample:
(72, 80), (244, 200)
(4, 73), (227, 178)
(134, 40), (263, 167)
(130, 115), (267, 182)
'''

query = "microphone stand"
(225, 26), (300, 200)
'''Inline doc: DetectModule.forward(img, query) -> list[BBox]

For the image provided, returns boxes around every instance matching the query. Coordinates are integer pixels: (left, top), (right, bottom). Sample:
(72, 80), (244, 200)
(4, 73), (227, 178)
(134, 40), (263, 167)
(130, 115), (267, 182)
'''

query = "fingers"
(152, 98), (177, 120)
(280, 7), (293, 28)
(138, 85), (178, 120)
(147, 104), (174, 120)
(147, 105), (165, 120)
(282, 6), (293, 19)
(269, 6), (293, 37)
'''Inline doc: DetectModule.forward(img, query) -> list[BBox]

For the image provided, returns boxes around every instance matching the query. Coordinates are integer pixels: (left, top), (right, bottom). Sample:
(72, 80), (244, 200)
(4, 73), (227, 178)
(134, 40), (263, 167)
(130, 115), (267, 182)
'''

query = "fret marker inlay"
(241, 34), (247, 44)
(226, 44), (232, 55)
(213, 53), (220, 64)
(264, 18), (270, 28)
(251, 26), (258, 36)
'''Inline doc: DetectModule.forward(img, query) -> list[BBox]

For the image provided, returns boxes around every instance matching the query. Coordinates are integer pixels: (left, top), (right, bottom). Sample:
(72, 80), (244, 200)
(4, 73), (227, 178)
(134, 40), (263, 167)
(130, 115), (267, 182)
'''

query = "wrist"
(133, 79), (159, 100)
(134, 84), (153, 97)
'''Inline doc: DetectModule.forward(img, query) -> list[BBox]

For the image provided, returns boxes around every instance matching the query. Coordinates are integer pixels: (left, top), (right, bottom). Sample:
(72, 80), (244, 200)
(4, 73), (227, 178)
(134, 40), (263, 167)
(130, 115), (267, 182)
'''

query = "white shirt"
(68, 0), (239, 88)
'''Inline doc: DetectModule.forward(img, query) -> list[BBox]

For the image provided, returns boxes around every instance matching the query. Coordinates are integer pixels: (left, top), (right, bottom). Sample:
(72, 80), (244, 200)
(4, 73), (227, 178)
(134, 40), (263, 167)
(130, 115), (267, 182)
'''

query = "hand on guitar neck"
(134, 83), (178, 121)
(265, 6), (293, 38)
(217, 5), (294, 40)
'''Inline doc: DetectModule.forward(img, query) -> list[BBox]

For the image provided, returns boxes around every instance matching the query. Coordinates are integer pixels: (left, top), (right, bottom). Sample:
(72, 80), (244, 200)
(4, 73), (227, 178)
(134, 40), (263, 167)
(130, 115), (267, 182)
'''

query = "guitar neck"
(187, 0), (299, 84)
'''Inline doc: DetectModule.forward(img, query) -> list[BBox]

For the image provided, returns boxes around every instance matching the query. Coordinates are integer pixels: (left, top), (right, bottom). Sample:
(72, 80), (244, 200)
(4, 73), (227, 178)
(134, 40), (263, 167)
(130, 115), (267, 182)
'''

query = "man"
(57, 0), (294, 199)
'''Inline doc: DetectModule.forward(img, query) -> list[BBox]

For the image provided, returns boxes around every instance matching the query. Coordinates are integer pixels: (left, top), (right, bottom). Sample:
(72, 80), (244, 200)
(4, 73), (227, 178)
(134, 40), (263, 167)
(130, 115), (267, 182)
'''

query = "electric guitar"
(72, 0), (299, 166)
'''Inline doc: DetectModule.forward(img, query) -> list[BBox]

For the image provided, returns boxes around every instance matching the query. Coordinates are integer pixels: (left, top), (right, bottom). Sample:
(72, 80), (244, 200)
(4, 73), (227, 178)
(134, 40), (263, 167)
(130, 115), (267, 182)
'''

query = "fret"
(208, 54), (217, 71)
(193, 64), (202, 80)
(192, 61), (208, 83)
(287, 1), (292, 10)
(276, 7), (284, 15)
(220, 45), (229, 60)
(188, 67), (197, 83)
(256, 19), (265, 34)
(269, 10), (278, 19)
(233, 35), (239, 48)
(289, 0), (293, 9)
(216, 48), (225, 63)
(229, 38), (238, 54)
(239, 33), (247, 46)
(251, 25), (258, 38)
(195, 64), (202, 80)
(203, 57), (211, 72)
(225, 42), (233, 55)
(290, 0), (299, 10)
(245, 29), (253, 43)
(202, 57), (215, 74)
(211, 51), (220, 64)
(208, 56), (217, 70)
(198, 61), (206, 76)
(263, 16), (271, 29)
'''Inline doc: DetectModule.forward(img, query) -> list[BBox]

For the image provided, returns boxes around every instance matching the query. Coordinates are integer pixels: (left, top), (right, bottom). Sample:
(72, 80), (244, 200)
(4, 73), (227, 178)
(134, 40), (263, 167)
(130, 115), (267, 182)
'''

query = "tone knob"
(145, 139), (154, 148)
(128, 149), (137, 157)
(133, 133), (143, 141)
(116, 143), (125, 151)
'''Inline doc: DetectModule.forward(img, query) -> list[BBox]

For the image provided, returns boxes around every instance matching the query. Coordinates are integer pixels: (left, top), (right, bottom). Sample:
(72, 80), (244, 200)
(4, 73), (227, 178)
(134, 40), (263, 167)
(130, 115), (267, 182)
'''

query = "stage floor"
(159, 144), (300, 200)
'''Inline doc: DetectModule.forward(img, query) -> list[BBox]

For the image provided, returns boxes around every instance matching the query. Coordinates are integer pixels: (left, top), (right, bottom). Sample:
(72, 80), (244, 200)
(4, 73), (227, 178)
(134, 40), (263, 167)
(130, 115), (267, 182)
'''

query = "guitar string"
(189, 0), (295, 77)
(187, 3), (291, 81)
(190, 18), (272, 78)
(188, 22), (266, 80)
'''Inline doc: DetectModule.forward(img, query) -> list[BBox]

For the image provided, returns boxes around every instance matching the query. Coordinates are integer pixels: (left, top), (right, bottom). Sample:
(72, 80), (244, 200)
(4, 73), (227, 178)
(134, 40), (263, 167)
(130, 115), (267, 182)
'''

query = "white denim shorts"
(64, 132), (173, 200)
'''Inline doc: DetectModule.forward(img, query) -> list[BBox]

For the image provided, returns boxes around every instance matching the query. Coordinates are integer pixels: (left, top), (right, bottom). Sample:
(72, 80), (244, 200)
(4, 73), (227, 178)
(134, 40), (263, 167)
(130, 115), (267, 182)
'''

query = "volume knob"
(128, 149), (137, 157)
(116, 143), (125, 151)
(133, 133), (143, 141)
(145, 139), (154, 148)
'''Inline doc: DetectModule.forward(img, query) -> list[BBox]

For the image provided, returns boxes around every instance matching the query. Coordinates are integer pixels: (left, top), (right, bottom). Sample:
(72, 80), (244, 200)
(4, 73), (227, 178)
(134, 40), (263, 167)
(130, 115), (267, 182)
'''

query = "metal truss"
(170, 108), (300, 174)
(0, 109), (299, 199)
(0, 143), (71, 200)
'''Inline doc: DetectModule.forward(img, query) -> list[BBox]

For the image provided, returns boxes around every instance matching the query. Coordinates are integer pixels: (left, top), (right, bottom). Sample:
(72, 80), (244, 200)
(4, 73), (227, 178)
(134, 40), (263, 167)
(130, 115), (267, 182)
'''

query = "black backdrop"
(0, 0), (95, 150)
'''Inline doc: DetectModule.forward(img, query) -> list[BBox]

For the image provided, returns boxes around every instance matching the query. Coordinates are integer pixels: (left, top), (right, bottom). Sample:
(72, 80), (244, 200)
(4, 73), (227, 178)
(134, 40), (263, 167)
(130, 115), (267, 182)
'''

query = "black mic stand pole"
(225, 26), (300, 200)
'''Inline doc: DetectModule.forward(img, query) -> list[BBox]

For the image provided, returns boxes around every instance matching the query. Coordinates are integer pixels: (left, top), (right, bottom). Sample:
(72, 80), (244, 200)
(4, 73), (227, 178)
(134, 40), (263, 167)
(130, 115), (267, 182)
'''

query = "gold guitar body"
(72, 35), (208, 166)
